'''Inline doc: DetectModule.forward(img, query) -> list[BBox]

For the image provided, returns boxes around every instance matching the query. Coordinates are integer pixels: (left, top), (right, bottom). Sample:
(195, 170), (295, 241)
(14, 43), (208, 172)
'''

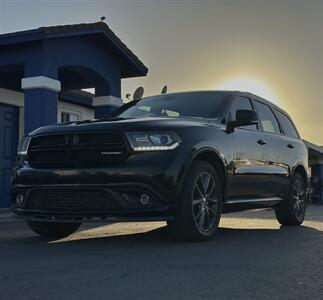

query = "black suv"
(11, 91), (309, 241)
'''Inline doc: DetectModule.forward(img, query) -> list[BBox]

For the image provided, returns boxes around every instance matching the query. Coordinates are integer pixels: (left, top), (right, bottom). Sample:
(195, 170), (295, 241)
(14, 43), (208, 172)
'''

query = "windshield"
(117, 92), (229, 119)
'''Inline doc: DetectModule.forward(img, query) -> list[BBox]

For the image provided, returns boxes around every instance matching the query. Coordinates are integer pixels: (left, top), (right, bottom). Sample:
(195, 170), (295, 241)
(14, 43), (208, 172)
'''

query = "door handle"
(257, 139), (267, 145)
(287, 143), (295, 149)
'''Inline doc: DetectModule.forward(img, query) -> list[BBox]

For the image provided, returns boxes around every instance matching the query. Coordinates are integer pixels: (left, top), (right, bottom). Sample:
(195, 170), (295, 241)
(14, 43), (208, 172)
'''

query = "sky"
(0, 0), (322, 145)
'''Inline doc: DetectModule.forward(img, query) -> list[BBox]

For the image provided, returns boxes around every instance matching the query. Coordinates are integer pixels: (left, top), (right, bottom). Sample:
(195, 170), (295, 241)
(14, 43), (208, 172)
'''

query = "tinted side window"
(230, 96), (258, 130)
(274, 110), (299, 139)
(254, 101), (280, 134)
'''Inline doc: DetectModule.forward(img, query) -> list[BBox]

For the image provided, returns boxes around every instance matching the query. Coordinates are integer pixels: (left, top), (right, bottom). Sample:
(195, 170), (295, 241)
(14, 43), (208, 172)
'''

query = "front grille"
(30, 134), (67, 147)
(27, 188), (123, 213)
(28, 132), (129, 167)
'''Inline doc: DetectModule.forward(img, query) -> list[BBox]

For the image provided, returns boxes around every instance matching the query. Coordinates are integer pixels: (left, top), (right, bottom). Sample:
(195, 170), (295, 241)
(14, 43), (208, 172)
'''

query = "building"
(304, 140), (323, 203)
(0, 22), (148, 207)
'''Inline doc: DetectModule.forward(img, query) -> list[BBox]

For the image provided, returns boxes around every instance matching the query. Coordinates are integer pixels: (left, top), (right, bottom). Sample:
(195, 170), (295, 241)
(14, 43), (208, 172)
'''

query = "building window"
(61, 111), (80, 123)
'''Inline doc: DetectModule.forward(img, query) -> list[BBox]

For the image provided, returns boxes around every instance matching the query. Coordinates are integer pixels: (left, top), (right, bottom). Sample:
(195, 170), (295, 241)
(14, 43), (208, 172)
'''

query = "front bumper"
(11, 151), (185, 222)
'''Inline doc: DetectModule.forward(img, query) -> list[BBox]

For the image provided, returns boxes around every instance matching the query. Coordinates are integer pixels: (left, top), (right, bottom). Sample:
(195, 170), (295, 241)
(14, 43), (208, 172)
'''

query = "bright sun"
(215, 78), (278, 104)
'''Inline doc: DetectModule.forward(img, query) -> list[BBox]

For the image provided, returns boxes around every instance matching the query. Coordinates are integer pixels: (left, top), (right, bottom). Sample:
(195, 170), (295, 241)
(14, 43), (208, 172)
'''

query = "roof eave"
(0, 24), (148, 77)
(0, 28), (45, 46)
(43, 29), (148, 76)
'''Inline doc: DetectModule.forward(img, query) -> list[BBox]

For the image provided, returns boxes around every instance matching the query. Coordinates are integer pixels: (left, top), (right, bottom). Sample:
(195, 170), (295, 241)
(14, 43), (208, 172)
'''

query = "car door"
(227, 95), (270, 200)
(271, 108), (303, 194)
(253, 99), (292, 198)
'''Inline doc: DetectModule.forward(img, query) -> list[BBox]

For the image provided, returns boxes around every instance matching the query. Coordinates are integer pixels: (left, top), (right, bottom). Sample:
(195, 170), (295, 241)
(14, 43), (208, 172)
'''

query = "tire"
(26, 220), (81, 238)
(168, 160), (223, 242)
(275, 172), (307, 226)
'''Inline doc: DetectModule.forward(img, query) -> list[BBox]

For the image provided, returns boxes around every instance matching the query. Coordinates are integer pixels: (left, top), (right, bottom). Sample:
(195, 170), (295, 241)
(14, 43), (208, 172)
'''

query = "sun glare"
(215, 78), (278, 104)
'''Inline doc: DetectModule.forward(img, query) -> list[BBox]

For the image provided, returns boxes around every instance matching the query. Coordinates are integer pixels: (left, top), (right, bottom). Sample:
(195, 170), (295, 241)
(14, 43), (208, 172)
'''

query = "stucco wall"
(0, 88), (95, 136)
(58, 100), (94, 122)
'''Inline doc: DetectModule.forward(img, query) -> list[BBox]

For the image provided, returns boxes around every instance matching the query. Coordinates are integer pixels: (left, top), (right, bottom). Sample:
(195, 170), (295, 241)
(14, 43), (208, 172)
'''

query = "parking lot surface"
(0, 206), (322, 300)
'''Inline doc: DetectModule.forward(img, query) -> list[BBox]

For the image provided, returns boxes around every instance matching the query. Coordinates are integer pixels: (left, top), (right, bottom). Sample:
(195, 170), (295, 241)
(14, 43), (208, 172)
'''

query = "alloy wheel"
(192, 172), (219, 234)
(292, 178), (306, 221)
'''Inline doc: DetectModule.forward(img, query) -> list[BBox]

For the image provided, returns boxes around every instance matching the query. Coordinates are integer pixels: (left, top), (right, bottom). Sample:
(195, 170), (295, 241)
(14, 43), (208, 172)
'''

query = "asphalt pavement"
(0, 206), (322, 300)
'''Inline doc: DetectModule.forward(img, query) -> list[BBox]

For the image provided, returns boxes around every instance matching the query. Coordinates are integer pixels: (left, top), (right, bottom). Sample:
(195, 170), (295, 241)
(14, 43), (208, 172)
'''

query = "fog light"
(16, 194), (24, 205)
(140, 194), (150, 205)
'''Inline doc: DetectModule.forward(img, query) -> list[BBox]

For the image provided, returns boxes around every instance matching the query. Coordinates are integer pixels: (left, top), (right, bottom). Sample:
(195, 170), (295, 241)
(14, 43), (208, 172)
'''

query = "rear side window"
(229, 96), (258, 130)
(274, 110), (299, 139)
(254, 101), (281, 134)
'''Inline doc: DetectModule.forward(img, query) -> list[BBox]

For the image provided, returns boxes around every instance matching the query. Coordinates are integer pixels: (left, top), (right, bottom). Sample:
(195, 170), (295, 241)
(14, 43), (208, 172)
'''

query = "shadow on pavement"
(222, 206), (323, 222)
(15, 223), (322, 250)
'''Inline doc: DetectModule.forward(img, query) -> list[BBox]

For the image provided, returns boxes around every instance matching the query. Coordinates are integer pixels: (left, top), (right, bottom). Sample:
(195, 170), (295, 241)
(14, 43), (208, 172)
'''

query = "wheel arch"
(292, 164), (309, 188)
(179, 148), (228, 200)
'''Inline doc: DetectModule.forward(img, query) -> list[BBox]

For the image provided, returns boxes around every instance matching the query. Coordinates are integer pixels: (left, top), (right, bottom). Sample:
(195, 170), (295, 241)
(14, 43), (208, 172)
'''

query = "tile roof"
(0, 22), (148, 76)
(59, 90), (93, 108)
(303, 140), (323, 155)
(39, 22), (148, 75)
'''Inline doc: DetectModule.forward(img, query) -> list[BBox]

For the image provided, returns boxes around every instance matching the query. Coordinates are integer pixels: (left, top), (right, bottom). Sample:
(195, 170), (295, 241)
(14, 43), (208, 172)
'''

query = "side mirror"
(227, 109), (258, 133)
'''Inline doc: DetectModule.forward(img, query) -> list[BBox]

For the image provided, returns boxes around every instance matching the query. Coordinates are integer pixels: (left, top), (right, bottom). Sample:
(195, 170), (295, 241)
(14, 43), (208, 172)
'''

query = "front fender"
(174, 127), (233, 202)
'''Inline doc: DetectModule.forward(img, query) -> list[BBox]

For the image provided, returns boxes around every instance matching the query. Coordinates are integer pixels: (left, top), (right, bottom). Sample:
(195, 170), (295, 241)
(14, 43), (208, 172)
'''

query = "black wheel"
(275, 173), (307, 226)
(168, 160), (222, 242)
(26, 220), (81, 238)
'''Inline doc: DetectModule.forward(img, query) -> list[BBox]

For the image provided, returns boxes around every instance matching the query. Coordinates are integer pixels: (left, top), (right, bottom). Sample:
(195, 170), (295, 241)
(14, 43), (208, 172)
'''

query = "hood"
(29, 117), (222, 136)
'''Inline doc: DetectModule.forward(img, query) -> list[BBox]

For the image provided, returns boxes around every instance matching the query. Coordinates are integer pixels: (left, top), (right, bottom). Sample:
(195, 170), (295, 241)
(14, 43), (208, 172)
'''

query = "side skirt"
(223, 197), (283, 213)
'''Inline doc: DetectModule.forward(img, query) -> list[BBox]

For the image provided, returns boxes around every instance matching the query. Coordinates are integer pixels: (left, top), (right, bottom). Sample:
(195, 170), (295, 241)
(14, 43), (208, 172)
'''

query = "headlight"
(126, 132), (181, 152)
(17, 136), (31, 155)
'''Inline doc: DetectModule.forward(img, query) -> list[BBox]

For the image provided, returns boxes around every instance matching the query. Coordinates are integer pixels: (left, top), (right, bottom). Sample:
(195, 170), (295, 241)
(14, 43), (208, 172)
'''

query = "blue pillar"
(94, 85), (123, 119)
(22, 76), (60, 134)
(93, 96), (123, 118)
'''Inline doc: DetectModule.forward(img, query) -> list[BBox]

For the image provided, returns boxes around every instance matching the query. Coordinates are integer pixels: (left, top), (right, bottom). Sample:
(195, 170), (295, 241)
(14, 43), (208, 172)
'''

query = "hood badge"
(72, 134), (80, 144)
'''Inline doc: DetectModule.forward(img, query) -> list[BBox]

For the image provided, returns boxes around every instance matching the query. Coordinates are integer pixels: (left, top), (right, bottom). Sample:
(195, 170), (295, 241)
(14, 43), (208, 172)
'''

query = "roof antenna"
(100, 16), (106, 22)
